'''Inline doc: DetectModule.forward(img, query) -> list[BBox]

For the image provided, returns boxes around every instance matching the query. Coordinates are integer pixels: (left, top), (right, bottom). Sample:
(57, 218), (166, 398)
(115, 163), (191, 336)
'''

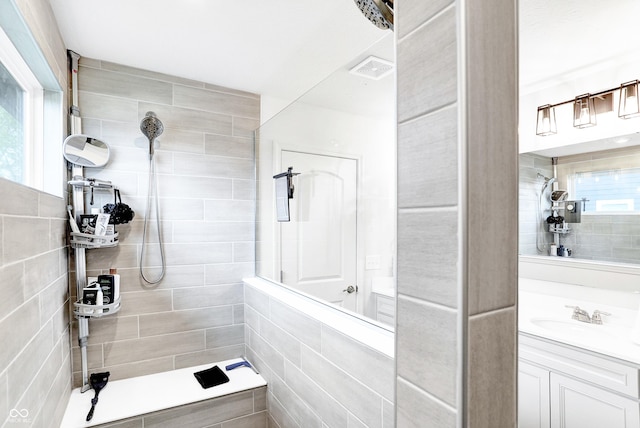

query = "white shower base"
(61, 357), (266, 427)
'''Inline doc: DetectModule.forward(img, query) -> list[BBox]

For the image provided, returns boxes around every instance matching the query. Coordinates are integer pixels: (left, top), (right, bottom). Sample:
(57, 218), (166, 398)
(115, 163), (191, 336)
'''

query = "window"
(0, 61), (25, 183)
(0, 5), (62, 196)
(0, 24), (44, 190)
(571, 167), (640, 214)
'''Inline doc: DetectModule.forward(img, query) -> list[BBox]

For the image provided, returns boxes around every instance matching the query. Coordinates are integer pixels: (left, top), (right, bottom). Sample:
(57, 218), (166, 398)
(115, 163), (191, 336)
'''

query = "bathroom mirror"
(255, 33), (396, 328)
(63, 134), (110, 167)
(519, 0), (640, 279)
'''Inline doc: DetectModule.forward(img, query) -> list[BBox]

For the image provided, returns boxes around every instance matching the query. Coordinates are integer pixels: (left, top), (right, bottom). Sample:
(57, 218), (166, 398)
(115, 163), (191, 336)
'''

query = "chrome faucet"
(591, 309), (611, 325)
(565, 305), (591, 323)
(565, 305), (612, 324)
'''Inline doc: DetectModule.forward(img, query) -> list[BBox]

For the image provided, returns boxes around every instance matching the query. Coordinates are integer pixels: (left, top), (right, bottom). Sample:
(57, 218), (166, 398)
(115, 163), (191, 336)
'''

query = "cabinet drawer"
(520, 334), (640, 398)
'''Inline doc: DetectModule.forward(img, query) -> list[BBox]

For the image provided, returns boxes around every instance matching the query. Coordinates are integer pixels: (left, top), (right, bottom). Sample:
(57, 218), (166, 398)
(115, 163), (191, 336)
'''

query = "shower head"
(536, 173), (553, 183)
(353, 0), (393, 30)
(140, 112), (164, 159)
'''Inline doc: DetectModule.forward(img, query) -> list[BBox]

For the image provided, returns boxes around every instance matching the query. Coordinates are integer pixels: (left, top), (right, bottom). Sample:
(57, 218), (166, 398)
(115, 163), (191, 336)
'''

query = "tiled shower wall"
(519, 153), (554, 256)
(396, 1), (518, 427)
(244, 281), (394, 428)
(520, 149), (640, 263)
(0, 1), (70, 426)
(0, 180), (70, 427)
(72, 58), (258, 385)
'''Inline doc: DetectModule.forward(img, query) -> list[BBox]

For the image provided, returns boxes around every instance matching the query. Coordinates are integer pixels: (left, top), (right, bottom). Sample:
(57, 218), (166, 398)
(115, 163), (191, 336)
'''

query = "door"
(280, 150), (357, 311)
(550, 373), (640, 428)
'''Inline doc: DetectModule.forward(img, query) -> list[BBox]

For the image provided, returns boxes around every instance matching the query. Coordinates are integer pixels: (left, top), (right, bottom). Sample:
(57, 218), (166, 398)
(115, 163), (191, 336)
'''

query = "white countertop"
(519, 278), (640, 365)
(61, 358), (266, 428)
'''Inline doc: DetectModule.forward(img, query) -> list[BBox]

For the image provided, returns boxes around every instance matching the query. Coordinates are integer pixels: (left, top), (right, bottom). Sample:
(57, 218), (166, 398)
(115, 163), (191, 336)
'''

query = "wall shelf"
(73, 297), (121, 318)
(70, 231), (119, 249)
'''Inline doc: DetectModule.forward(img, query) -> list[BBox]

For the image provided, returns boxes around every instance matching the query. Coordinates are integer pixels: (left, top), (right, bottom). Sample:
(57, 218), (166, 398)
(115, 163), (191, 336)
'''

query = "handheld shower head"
(353, 0), (393, 30)
(140, 112), (164, 159)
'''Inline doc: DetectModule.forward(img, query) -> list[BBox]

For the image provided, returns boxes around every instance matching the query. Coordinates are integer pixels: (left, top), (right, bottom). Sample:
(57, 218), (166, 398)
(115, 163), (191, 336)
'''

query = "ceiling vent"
(349, 55), (394, 80)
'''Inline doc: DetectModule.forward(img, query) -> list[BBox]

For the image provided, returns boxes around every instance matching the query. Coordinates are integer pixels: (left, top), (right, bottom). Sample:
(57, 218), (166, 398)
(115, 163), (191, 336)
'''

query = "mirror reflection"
(519, 1), (640, 426)
(63, 134), (110, 167)
(256, 33), (396, 328)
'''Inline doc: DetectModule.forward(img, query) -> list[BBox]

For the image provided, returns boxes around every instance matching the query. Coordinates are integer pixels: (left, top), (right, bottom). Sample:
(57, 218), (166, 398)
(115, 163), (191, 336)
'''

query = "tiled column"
(396, 0), (518, 427)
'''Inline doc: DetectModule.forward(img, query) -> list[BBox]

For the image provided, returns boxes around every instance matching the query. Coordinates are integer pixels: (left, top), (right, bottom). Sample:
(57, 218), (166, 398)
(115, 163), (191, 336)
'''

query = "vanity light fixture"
(536, 79), (640, 136)
(619, 80), (640, 118)
(573, 94), (596, 128)
(536, 104), (557, 136)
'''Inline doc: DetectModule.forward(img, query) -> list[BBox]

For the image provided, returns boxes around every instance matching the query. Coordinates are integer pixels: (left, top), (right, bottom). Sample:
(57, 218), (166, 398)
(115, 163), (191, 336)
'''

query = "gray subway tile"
(3, 217), (50, 264)
(396, 295), (457, 406)
(396, 378), (456, 428)
(173, 221), (254, 243)
(205, 200), (255, 222)
(139, 102), (232, 136)
(174, 344), (245, 369)
(7, 323), (54, 406)
(139, 306), (233, 337)
(300, 346), (382, 428)
(174, 84), (260, 119)
(206, 134), (254, 159)
(248, 328), (285, 379)
(205, 262), (254, 285)
(0, 262), (25, 320)
(398, 105), (457, 208)
(321, 326), (394, 401)
(157, 174), (232, 199)
(467, 308), (516, 428)
(397, 6), (457, 122)
(222, 411), (267, 428)
(144, 390), (254, 428)
(164, 243), (234, 265)
(103, 330), (204, 366)
(117, 290), (172, 317)
(397, 210), (458, 308)
(79, 66), (173, 105)
(269, 374), (321, 428)
(80, 91), (138, 122)
(0, 298), (41, 371)
(260, 317), (302, 367)
(269, 300), (321, 352)
(397, 0), (454, 38)
(283, 360), (348, 428)
(206, 324), (245, 348)
(24, 250), (61, 297)
(244, 284), (271, 318)
(174, 153), (254, 180)
(0, 178), (39, 216)
(173, 284), (244, 310)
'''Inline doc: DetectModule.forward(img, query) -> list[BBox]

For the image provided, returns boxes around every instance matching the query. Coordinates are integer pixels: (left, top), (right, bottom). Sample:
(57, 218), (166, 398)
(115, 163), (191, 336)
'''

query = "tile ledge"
(244, 276), (395, 358)
(60, 358), (266, 427)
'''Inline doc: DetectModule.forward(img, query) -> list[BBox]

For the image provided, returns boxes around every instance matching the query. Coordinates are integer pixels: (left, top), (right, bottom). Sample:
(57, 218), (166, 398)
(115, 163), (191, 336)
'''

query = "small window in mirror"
(571, 167), (640, 213)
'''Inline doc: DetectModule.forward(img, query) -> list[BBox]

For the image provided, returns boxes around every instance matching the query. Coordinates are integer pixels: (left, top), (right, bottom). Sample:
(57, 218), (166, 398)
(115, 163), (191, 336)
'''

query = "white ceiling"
(519, 0), (640, 90)
(48, 0), (389, 104)
(48, 1), (640, 120)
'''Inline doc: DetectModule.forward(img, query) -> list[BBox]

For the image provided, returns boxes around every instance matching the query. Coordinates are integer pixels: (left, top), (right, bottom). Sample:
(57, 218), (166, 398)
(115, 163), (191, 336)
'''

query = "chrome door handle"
(343, 285), (356, 294)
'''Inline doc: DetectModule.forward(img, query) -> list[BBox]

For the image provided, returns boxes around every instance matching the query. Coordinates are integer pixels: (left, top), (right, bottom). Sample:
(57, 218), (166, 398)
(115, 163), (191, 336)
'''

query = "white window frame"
(0, 24), (44, 190)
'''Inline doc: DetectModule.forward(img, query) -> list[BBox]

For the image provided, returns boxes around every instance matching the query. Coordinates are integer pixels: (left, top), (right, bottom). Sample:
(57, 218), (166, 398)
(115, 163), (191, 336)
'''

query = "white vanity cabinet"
(374, 293), (395, 325)
(519, 334), (640, 428)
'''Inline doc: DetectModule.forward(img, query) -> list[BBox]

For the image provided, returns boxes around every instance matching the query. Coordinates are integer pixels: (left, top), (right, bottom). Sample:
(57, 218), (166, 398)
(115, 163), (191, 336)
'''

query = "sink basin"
(529, 318), (624, 341)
